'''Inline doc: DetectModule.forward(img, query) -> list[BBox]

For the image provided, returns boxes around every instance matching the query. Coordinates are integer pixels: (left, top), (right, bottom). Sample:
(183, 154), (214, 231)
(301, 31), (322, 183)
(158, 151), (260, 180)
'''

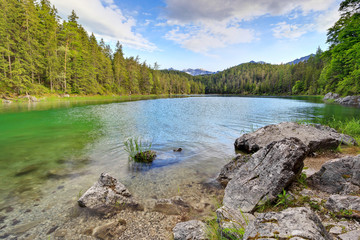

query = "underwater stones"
(133, 150), (157, 163)
(153, 196), (191, 215)
(78, 173), (142, 212)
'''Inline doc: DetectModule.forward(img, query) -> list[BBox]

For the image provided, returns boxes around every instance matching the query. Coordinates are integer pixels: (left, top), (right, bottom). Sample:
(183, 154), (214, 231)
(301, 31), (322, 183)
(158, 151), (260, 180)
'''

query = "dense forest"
(0, 0), (358, 97)
(0, 0), (205, 96)
(195, 0), (360, 96)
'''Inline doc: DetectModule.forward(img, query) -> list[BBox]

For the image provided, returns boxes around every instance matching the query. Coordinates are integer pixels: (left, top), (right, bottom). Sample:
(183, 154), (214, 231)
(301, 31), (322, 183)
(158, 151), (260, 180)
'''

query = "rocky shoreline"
(172, 122), (359, 240)
(324, 92), (360, 107)
(69, 122), (359, 240)
(2, 122), (359, 239)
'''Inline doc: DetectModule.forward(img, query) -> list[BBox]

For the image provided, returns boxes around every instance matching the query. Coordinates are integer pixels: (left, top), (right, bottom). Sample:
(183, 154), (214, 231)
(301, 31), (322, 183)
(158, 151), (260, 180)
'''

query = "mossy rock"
(133, 150), (156, 163)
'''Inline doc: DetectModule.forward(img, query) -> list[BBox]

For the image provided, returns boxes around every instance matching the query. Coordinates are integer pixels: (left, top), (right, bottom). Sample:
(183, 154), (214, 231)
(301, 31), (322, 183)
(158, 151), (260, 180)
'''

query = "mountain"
(167, 68), (215, 76)
(286, 54), (314, 65)
(183, 68), (216, 76)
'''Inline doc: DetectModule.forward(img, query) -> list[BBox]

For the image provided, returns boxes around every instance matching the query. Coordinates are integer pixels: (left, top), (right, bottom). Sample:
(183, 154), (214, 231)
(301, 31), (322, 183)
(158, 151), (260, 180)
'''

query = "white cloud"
(272, 22), (313, 39)
(165, 21), (256, 54)
(315, 7), (340, 32)
(50, 0), (157, 51)
(164, 0), (335, 23)
(162, 0), (338, 54)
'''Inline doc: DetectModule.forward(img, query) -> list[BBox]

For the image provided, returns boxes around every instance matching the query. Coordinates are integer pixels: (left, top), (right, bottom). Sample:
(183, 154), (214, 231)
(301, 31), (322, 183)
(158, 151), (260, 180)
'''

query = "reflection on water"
(0, 96), (360, 204)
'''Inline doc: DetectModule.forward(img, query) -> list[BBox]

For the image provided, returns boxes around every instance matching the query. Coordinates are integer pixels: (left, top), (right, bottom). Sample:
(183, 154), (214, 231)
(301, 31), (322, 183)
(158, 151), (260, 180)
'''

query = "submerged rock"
(234, 122), (356, 153)
(78, 173), (143, 212)
(92, 220), (126, 240)
(173, 220), (207, 240)
(223, 138), (308, 212)
(217, 154), (250, 187)
(133, 150), (156, 163)
(308, 155), (360, 194)
(243, 207), (332, 240)
(153, 196), (191, 215)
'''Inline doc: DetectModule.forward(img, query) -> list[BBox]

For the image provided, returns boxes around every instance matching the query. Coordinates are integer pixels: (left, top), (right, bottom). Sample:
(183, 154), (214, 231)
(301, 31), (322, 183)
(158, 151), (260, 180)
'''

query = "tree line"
(0, 0), (358, 97)
(0, 0), (205, 96)
(195, 0), (359, 96)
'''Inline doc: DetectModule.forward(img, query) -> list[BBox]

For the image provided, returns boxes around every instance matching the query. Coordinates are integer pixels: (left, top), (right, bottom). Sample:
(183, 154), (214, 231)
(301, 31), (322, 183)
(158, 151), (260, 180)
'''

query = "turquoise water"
(0, 96), (359, 205)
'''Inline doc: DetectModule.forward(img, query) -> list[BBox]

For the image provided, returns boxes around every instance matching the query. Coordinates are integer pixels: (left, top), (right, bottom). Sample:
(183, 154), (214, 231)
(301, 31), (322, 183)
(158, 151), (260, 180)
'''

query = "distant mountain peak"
(166, 68), (216, 76)
(286, 54), (314, 65)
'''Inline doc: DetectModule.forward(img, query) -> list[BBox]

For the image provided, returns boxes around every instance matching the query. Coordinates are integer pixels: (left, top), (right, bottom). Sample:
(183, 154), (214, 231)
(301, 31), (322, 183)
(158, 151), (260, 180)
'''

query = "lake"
(0, 96), (359, 238)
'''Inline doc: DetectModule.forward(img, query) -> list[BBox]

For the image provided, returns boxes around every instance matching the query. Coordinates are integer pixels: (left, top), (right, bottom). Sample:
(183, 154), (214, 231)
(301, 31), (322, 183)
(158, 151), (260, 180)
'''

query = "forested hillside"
(0, 0), (358, 97)
(195, 0), (359, 96)
(0, 0), (204, 96)
(195, 49), (324, 95)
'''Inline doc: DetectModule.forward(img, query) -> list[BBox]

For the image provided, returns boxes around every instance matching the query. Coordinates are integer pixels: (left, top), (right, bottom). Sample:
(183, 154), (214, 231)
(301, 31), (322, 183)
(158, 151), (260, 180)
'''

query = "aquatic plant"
(123, 137), (156, 163)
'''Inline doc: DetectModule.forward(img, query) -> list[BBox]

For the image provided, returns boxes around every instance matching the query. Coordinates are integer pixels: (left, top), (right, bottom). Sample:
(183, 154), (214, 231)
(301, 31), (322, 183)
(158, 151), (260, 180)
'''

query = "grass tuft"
(123, 137), (156, 163)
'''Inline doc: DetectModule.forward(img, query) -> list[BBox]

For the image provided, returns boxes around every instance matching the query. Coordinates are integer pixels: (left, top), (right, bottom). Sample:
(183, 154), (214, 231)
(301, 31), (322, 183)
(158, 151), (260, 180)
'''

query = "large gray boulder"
(326, 195), (360, 212)
(223, 138), (308, 212)
(308, 155), (360, 194)
(78, 173), (143, 211)
(243, 207), (332, 240)
(216, 206), (254, 239)
(234, 122), (356, 153)
(173, 220), (207, 240)
(216, 154), (250, 187)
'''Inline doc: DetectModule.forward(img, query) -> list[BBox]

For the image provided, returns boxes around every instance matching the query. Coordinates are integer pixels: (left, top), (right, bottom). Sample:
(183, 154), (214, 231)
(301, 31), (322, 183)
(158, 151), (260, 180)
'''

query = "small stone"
(173, 148), (182, 152)
(92, 221), (126, 240)
(54, 229), (67, 238)
(329, 226), (343, 234)
(47, 226), (58, 235)
(338, 230), (360, 240)
(173, 220), (207, 240)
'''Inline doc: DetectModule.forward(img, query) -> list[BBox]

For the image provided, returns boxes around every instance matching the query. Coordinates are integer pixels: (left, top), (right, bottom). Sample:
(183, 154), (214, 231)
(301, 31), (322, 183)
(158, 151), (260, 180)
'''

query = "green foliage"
(0, 0), (205, 96)
(297, 172), (308, 188)
(255, 198), (273, 212)
(123, 137), (155, 163)
(275, 189), (292, 208)
(315, 117), (360, 143)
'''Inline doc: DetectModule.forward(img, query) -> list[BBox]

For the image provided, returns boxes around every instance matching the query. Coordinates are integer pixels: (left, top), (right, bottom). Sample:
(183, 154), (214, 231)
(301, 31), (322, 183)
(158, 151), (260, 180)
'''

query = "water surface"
(0, 96), (359, 237)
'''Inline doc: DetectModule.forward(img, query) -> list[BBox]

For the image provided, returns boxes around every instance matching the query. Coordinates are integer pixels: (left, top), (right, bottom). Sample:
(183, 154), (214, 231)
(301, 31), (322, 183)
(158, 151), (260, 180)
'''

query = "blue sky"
(51, 0), (342, 71)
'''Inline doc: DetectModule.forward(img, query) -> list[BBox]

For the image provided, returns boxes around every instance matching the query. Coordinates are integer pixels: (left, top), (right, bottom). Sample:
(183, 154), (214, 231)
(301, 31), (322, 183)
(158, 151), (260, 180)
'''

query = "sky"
(50, 0), (342, 72)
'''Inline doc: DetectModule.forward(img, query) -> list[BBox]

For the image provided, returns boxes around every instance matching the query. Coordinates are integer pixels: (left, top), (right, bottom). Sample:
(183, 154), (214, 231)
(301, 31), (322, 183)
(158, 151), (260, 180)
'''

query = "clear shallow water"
(0, 96), (360, 233)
